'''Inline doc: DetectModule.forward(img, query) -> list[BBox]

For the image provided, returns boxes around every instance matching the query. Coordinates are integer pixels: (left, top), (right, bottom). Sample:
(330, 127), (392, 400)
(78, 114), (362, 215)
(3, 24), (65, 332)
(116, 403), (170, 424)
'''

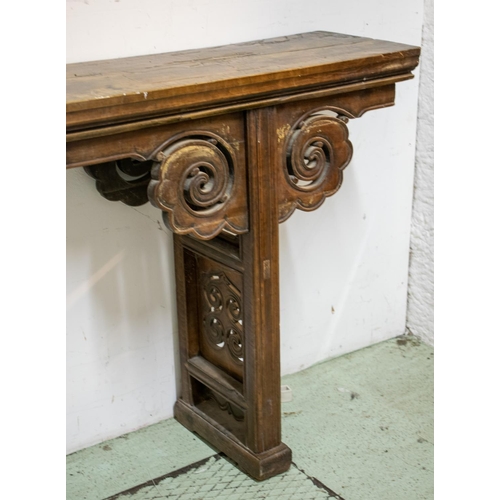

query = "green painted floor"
(67, 336), (433, 500)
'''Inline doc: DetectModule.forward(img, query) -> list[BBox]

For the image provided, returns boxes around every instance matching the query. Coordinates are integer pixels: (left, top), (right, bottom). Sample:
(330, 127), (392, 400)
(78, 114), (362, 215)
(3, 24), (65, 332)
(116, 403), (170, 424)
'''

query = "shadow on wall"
(66, 168), (180, 453)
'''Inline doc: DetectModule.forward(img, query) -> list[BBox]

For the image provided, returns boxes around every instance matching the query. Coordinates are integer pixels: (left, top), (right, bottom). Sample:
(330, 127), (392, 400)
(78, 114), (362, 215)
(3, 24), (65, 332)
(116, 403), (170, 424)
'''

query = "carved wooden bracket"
(148, 132), (248, 240)
(84, 158), (153, 206)
(279, 111), (353, 222)
(67, 31), (420, 481)
(84, 112), (353, 233)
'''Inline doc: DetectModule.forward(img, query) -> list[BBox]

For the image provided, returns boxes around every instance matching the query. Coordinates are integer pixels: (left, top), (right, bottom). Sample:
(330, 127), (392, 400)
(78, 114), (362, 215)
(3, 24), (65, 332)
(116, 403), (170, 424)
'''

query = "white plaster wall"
(67, 0), (423, 453)
(407, 0), (434, 345)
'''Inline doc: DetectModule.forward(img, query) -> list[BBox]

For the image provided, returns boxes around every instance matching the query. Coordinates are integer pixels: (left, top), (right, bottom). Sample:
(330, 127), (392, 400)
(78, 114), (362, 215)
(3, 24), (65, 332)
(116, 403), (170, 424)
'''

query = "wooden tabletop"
(67, 31), (420, 132)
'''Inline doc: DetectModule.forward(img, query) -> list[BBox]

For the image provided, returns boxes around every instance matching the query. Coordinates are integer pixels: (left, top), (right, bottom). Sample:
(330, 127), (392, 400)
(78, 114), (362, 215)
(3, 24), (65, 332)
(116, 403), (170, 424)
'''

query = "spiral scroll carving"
(179, 143), (231, 214)
(287, 136), (333, 191)
(226, 328), (244, 360)
(206, 315), (225, 345)
(279, 111), (353, 222)
(148, 132), (246, 240)
(201, 271), (244, 365)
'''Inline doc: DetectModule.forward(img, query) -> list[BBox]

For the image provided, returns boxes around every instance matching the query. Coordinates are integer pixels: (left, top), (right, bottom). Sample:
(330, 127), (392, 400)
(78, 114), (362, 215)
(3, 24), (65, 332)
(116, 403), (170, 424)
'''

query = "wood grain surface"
(67, 31), (419, 131)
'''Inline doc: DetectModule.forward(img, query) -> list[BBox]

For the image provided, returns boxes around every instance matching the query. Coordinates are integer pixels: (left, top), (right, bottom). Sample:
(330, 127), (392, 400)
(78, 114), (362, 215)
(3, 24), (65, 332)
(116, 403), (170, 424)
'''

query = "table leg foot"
(174, 399), (292, 481)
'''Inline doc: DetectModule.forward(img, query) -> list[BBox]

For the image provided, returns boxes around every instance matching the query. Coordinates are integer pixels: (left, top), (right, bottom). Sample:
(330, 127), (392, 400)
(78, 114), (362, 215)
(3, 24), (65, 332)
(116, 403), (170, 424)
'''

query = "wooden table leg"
(172, 107), (291, 480)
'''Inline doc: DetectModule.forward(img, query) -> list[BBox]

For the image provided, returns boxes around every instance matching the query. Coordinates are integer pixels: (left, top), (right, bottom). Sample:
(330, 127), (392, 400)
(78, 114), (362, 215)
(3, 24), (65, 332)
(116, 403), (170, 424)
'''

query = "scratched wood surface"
(67, 31), (419, 131)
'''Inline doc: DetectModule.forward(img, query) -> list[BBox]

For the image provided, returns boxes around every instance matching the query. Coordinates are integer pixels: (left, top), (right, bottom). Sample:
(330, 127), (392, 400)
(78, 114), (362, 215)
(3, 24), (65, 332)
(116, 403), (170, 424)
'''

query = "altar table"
(67, 31), (420, 480)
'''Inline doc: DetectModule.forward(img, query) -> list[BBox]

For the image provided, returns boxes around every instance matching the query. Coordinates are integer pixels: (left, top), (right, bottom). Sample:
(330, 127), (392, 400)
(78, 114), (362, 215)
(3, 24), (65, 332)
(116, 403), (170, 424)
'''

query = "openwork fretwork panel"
(197, 257), (244, 382)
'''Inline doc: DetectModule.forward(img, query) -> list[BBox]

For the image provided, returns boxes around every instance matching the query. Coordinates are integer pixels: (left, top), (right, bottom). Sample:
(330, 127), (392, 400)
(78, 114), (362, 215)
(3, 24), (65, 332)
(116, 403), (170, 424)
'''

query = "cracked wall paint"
(407, 0), (434, 345)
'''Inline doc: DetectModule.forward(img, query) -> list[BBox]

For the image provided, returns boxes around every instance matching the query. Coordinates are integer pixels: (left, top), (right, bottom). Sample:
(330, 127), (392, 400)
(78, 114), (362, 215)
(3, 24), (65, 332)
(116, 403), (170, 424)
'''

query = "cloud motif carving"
(279, 112), (353, 222)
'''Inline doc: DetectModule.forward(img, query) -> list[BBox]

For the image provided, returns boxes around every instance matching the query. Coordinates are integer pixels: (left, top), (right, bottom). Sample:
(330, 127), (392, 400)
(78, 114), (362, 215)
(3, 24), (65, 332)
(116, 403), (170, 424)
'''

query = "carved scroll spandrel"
(278, 111), (353, 222)
(148, 132), (248, 240)
(84, 158), (153, 206)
